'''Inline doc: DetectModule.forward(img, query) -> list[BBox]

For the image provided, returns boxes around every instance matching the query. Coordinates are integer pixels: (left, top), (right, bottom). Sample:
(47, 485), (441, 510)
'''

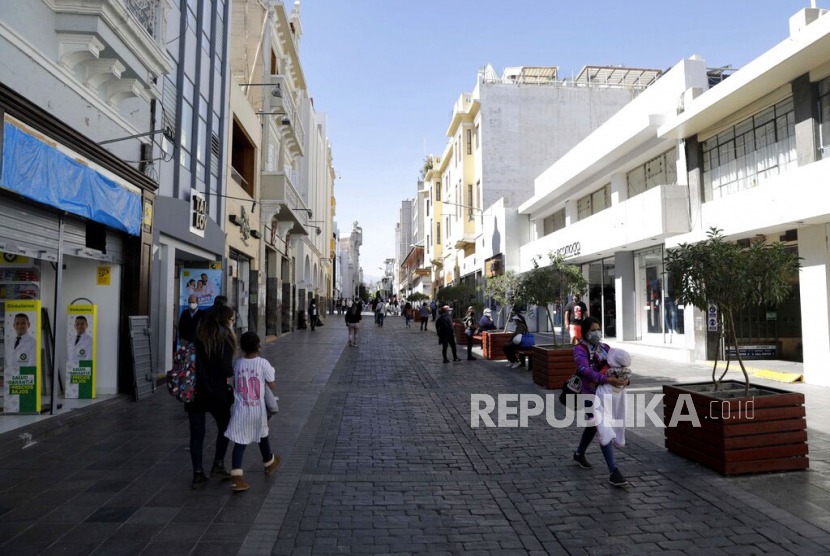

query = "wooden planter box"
(453, 322), (468, 345)
(482, 331), (513, 360)
(531, 345), (575, 389)
(663, 380), (808, 476)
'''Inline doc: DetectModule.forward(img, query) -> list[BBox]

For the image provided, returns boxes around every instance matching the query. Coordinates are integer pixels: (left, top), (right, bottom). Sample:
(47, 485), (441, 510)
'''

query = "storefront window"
(585, 257), (616, 338)
(635, 246), (685, 344)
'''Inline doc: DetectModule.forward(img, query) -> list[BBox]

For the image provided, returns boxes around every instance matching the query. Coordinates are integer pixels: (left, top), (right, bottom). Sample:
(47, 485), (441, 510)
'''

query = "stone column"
(793, 73), (819, 167)
(798, 224), (830, 386)
(614, 250), (636, 341)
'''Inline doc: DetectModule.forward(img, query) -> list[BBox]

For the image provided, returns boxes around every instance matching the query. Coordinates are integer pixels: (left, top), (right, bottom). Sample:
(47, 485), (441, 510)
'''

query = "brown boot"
(230, 469), (248, 492)
(264, 455), (281, 475)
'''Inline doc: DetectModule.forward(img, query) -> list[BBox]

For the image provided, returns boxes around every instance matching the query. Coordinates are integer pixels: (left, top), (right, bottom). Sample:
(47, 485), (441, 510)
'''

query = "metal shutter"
(128, 316), (156, 401)
(0, 198), (60, 261)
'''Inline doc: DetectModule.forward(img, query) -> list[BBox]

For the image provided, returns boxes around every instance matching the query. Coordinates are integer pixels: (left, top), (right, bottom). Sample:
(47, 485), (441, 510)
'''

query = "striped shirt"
(225, 357), (276, 444)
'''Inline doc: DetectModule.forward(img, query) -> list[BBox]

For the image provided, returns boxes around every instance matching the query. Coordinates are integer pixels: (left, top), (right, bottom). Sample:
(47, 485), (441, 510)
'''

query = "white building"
(340, 221), (362, 301)
(518, 7), (830, 386)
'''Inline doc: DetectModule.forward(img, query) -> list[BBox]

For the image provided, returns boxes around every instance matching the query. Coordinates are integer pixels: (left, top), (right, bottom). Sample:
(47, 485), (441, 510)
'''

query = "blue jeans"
(232, 436), (273, 470)
(575, 399), (617, 473)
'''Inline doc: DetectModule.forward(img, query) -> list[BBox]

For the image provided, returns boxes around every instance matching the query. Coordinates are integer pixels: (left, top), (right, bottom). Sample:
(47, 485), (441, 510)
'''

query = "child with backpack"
(225, 331), (280, 491)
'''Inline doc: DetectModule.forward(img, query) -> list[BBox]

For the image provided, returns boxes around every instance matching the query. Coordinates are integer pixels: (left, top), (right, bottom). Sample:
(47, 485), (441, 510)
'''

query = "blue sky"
(298, 0), (810, 282)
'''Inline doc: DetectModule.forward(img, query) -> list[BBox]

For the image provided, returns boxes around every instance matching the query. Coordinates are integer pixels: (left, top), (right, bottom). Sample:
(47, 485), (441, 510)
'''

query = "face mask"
(189, 302), (198, 311)
(588, 330), (602, 344)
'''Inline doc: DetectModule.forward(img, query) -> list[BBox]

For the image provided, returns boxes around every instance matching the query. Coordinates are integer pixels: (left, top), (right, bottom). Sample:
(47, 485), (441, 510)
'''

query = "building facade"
(340, 221), (362, 301)
(518, 7), (830, 386)
(0, 0), (167, 418)
(421, 65), (656, 299)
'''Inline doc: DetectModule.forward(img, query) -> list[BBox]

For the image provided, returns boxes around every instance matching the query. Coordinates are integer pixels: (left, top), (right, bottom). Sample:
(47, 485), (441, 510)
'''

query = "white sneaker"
(511, 362), (521, 369)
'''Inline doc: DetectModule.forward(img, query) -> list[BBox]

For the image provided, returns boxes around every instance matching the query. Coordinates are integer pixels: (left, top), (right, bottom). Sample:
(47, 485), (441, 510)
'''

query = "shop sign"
(707, 303), (718, 332)
(766, 311), (777, 321)
(190, 190), (207, 237)
(180, 268), (222, 313)
(0, 252), (30, 266)
(96, 266), (111, 285)
(230, 207), (251, 240)
(66, 305), (96, 399)
(143, 198), (153, 233)
(725, 345), (777, 358)
(552, 242), (581, 259)
(3, 300), (41, 414)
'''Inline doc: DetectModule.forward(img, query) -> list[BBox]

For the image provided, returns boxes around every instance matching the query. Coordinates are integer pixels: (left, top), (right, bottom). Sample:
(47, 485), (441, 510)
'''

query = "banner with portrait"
(66, 305), (96, 399)
(180, 268), (222, 315)
(3, 300), (40, 414)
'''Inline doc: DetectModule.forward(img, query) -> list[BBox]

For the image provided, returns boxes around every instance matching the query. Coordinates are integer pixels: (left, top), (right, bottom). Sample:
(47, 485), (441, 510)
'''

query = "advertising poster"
(3, 300), (40, 414)
(180, 268), (222, 314)
(66, 305), (96, 399)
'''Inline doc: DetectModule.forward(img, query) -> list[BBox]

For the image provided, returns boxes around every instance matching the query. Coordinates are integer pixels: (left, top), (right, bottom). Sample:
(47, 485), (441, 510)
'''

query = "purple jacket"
(574, 341), (610, 394)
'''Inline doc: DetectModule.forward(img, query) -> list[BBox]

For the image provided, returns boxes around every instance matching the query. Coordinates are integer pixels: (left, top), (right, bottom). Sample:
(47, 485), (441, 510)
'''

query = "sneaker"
(264, 455), (281, 475)
(191, 471), (209, 489)
(230, 470), (249, 492)
(211, 462), (231, 479)
(573, 453), (592, 469)
(453, 358), (462, 362)
(609, 468), (629, 487)
(467, 356), (477, 361)
(510, 362), (521, 369)
(443, 359), (450, 364)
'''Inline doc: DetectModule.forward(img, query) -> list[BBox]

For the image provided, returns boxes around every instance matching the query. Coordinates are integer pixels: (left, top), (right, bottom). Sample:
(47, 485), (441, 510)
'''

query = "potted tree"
(663, 227), (806, 475)
(483, 271), (523, 360)
(525, 254), (588, 389)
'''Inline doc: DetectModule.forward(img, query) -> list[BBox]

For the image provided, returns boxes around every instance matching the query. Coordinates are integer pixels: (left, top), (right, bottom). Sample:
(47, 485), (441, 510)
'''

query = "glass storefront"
(586, 257), (616, 338)
(634, 246), (685, 344)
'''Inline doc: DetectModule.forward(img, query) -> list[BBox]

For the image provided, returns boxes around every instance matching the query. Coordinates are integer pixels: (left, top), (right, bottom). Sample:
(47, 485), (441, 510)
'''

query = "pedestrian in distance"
(403, 301), (412, 328)
(345, 302), (362, 347)
(572, 316), (631, 487)
(225, 332), (281, 491)
(188, 305), (236, 489)
(436, 305), (461, 363)
(419, 302), (431, 331)
(309, 298), (318, 332)
(179, 294), (203, 345)
(430, 300), (437, 321)
(503, 313), (530, 369)
(375, 298), (386, 327)
(564, 293), (588, 345)
(462, 306), (478, 361)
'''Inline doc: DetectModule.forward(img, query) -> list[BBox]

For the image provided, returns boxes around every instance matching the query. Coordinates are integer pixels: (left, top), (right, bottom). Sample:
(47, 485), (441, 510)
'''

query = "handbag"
(519, 333), (535, 348)
(558, 373), (582, 407)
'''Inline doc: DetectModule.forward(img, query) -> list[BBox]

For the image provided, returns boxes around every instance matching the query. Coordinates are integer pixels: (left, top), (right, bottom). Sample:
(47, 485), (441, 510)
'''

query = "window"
(426, 199), (430, 216)
(436, 222), (441, 244)
(702, 97), (795, 201)
(543, 209), (566, 236)
(467, 184), (473, 220)
(476, 180), (481, 213)
(196, 95), (208, 181)
(475, 124), (479, 149)
(180, 100), (193, 168)
(627, 148), (677, 199)
(210, 133), (220, 178)
(435, 180), (441, 201)
(215, 14), (224, 62)
(819, 77), (830, 158)
(231, 118), (256, 196)
(467, 129), (472, 155)
(271, 50), (278, 75)
(577, 184), (610, 221)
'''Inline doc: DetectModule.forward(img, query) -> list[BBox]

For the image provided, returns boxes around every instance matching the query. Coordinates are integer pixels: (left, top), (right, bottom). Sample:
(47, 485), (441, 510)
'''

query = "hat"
(442, 305), (451, 311)
(483, 308), (492, 314)
(512, 315), (522, 320)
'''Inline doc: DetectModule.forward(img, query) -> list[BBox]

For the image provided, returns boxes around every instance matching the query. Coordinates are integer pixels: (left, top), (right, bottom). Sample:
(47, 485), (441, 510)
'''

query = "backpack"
(167, 344), (197, 403)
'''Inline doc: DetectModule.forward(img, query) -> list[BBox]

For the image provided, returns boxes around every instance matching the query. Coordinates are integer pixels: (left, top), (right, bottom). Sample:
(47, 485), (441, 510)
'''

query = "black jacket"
(435, 313), (455, 343)
(188, 335), (234, 411)
(345, 308), (362, 324)
(178, 308), (203, 343)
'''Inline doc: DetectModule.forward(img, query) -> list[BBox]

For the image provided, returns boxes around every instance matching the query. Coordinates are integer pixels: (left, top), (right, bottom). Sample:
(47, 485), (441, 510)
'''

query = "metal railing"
(270, 74), (306, 149)
(123, 0), (163, 42)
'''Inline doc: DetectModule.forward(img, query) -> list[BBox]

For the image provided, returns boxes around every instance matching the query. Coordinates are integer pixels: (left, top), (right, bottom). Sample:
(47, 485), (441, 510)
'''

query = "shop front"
(0, 87), (154, 430)
(633, 246), (685, 345)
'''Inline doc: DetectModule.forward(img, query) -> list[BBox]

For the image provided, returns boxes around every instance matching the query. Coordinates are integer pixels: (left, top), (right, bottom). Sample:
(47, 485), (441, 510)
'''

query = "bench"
(471, 335), (483, 345)
(516, 348), (535, 370)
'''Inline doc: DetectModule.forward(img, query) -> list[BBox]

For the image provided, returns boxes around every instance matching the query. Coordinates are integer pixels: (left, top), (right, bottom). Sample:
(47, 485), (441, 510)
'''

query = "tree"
(527, 253), (589, 345)
(486, 271), (523, 330)
(436, 284), (476, 316)
(664, 227), (801, 395)
(407, 292), (429, 303)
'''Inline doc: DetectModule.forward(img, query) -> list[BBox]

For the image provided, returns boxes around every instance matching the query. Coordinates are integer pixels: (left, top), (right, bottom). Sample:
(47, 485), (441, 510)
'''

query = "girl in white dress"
(225, 332), (280, 491)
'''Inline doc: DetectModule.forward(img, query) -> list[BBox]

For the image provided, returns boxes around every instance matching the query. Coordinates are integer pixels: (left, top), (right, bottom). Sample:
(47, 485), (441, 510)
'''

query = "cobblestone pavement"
(2, 315), (830, 555)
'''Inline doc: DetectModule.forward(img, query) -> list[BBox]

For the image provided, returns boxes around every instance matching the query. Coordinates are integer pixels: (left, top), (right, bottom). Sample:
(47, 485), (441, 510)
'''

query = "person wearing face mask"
(572, 316), (631, 487)
(179, 295), (203, 346)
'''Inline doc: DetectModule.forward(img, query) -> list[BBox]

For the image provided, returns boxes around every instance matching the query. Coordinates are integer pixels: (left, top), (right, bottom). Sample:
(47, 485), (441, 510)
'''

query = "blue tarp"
(1, 121), (142, 236)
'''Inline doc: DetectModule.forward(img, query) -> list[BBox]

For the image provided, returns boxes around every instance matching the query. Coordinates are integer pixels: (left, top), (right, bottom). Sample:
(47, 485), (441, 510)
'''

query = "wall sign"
(96, 266), (111, 285)
(230, 207), (251, 240)
(66, 305), (96, 399)
(553, 242), (581, 259)
(190, 190), (207, 237)
(3, 300), (41, 414)
(707, 303), (718, 332)
(142, 198), (153, 233)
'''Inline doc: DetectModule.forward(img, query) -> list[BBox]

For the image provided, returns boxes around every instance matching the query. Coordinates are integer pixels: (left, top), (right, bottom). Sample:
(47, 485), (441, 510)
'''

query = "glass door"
(602, 258), (616, 338)
(635, 247), (664, 343)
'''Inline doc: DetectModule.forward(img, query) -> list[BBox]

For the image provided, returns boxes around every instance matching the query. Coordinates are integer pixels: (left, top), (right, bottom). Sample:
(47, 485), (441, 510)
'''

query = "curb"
(0, 394), (132, 458)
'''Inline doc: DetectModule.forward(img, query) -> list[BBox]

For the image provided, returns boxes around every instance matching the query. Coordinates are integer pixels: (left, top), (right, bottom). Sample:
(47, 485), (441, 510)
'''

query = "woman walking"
(188, 305), (236, 489)
(308, 298), (318, 332)
(404, 301), (412, 328)
(345, 302), (362, 347)
(572, 316), (630, 487)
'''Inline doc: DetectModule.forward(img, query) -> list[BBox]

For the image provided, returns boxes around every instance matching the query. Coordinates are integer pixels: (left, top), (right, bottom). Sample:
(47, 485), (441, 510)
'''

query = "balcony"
(519, 184), (690, 271)
(269, 74), (305, 156)
(260, 171), (309, 235)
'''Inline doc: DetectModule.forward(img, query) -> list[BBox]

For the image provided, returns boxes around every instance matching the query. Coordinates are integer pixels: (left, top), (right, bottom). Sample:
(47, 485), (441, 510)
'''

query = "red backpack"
(167, 344), (197, 403)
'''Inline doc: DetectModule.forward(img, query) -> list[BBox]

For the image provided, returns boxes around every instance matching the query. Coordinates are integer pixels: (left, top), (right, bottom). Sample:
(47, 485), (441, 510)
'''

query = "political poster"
(180, 268), (222, 315)
(66, 305), (96, 399)
(3, 300), (40, 414)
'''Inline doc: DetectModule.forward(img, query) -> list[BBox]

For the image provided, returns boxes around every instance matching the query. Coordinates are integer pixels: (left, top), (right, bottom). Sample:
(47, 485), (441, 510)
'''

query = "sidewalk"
(0, 315), (829, 554)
